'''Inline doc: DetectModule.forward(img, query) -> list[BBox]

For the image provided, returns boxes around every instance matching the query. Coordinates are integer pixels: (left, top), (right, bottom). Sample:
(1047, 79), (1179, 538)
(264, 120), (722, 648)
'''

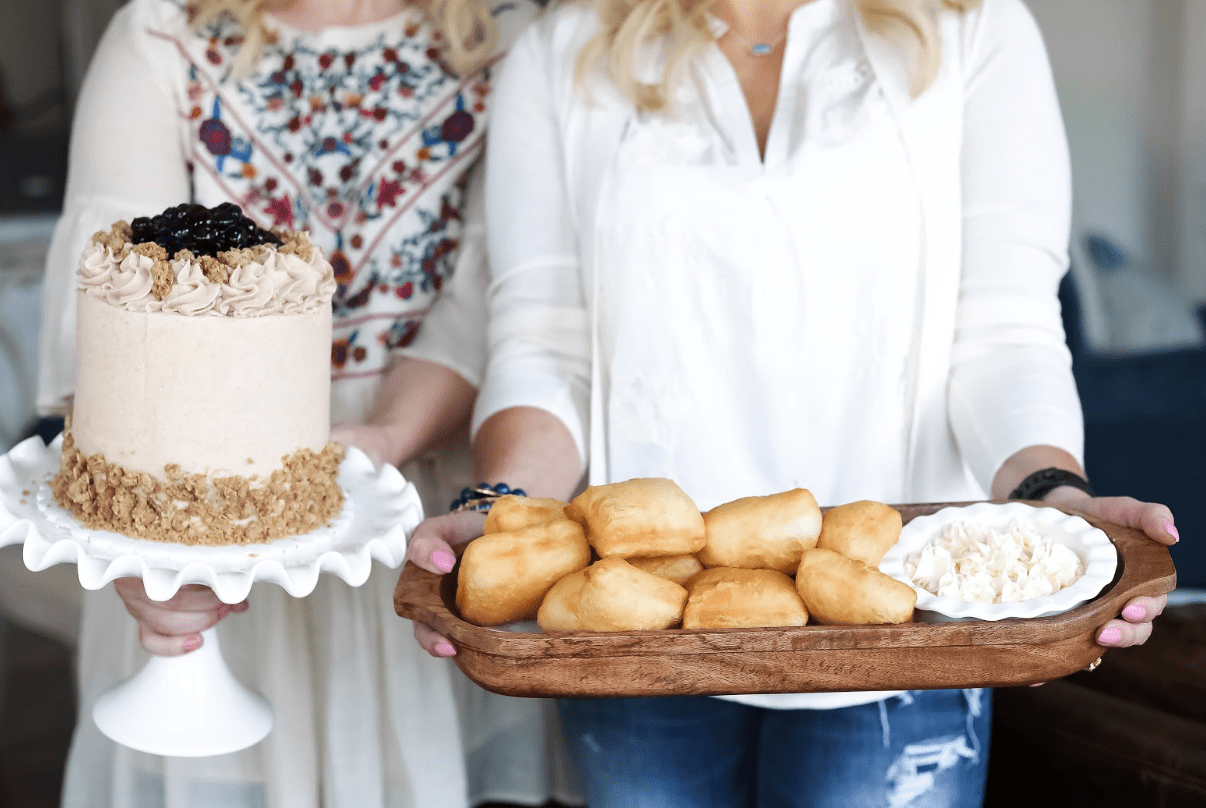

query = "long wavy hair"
(575, 0), (982, 111)
(188, 0), (497, 75)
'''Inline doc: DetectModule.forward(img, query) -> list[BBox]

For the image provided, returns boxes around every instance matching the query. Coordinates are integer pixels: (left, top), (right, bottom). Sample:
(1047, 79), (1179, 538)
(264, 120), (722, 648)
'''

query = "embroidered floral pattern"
(154, 0), (494, 382)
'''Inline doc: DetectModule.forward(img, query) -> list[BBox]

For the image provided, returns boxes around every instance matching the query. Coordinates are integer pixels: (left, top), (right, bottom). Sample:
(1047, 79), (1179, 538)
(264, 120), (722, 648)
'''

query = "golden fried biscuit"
(536, 570), (588, 632)
(816, 500), (903, 567)
(457, 519), (591, 626)
(682, 567), (809, 629)
(566, 478), (706, 558)
(483, 495), (570, 534)
(795, 548), (916, 625)
(699, 488), (822, 573)
(628, 554), (705, 586)
(539, 557), (688, 632)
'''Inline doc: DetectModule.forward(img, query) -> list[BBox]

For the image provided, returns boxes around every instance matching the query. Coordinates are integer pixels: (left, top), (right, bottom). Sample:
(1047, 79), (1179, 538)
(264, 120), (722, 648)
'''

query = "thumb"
(1075, 496), (1177, 546)
(406, 511), (487, 574)
(328, 423), (384, 466)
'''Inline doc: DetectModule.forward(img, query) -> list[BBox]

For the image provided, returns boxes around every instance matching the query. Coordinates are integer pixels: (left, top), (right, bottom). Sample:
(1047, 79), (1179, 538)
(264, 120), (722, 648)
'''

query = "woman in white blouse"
(36, 0), (582, 807)
(405, 0), (1179, 805)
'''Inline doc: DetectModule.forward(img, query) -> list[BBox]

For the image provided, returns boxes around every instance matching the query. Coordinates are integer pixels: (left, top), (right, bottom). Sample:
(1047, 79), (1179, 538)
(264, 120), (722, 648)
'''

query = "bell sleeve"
(36, 0), (191, 415)
(947, 0), (1085, 490)
(471, 24), (592, 467)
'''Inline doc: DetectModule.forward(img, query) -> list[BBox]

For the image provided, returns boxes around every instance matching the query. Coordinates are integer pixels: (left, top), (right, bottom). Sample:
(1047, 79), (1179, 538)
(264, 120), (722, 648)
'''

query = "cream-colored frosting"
(71, 292), (333, 480)
(77, 240), (336, 316)
(904, 519), (1085, 604)
(78, 246), (156, 305)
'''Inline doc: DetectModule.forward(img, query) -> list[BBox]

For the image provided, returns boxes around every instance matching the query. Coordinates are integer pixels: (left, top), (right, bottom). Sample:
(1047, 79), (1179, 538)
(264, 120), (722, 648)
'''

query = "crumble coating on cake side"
(89, 224), (314, 301)
(52, 426), (345, 546)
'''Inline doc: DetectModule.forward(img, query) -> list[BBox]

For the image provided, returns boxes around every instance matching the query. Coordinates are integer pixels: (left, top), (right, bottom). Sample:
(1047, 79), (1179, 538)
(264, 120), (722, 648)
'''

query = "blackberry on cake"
(130, 202), (282, 257)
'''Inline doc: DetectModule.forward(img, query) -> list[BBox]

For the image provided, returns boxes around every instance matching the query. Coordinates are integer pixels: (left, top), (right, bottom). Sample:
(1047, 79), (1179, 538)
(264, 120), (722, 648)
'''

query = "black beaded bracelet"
(450, 482), (527, 513)
(1008, 467), (1094, 501)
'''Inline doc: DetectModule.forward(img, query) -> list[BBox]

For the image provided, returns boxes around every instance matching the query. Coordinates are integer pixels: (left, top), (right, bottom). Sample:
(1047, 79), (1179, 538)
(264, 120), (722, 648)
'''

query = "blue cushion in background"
(1060, 274), (1206, 588)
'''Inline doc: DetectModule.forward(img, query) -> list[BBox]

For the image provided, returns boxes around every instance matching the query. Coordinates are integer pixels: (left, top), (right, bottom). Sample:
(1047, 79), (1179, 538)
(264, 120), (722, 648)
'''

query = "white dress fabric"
(36, 1), (581, 806)
(477, 0), (1084, 710)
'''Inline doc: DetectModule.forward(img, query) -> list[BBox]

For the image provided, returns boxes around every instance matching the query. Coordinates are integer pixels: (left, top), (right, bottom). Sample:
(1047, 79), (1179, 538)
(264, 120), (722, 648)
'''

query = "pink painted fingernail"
(1122, 604), (1146, 622)
(434, 642), (456, 657)
(1164, 521), (1179, 543)
(1098, 627), (1121, 645)
(432, 551), (456, 573)
(183, 634), (204, 652)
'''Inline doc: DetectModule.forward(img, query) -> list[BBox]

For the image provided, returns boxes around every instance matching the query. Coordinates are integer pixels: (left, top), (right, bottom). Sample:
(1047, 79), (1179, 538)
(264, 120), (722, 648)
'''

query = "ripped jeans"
(557, 689), (990, 808)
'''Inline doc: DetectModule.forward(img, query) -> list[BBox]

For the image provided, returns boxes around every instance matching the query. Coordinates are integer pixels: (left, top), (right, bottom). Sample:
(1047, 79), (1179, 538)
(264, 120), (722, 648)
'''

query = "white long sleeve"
(37, 0), (191, 414)
(473, 25), (593, 464)
(947, 0), (1083, 490)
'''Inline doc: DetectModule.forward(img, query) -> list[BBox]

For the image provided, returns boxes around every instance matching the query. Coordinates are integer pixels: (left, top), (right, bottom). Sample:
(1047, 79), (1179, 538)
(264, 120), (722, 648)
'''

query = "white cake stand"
(0, 434), (422, 757)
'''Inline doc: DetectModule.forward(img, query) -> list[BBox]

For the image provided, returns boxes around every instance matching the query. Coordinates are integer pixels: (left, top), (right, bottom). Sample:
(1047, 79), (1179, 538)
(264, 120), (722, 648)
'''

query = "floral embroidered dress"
(187, 9), (488, 414)
(36, 2), (580, 807)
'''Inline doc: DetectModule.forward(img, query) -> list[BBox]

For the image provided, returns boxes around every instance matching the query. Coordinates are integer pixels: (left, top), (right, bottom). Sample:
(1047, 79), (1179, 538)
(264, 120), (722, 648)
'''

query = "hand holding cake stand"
(0, 434), (422, 757)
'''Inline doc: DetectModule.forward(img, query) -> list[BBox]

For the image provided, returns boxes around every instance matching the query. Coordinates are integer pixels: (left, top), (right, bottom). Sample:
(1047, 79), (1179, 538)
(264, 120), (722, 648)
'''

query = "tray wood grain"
(394, 502), (1177, 697)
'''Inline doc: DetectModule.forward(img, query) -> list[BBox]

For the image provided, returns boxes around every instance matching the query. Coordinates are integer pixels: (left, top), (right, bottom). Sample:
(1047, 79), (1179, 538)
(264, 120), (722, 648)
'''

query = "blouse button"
(824, 63), (869, 94)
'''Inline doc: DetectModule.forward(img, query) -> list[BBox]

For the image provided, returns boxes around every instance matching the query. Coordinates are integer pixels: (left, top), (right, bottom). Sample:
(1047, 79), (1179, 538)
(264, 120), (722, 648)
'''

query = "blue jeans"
(557, 689), (990, 808)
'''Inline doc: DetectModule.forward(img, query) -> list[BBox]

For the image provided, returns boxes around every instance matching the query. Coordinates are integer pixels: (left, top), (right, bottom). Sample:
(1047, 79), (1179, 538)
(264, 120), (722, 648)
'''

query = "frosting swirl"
(77, 238), (336, 316)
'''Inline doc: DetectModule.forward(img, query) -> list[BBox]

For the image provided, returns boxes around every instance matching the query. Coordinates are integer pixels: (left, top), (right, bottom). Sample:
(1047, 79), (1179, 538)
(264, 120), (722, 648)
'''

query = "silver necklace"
(723, 26), (788, 57)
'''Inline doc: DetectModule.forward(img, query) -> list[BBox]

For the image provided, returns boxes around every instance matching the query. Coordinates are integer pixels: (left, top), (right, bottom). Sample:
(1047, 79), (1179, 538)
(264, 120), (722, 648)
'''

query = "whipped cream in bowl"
(878, 502), (1118, 621)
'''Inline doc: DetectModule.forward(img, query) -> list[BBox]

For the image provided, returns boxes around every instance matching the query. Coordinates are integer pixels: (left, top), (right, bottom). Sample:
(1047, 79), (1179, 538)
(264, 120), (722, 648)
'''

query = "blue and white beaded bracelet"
(450, 482), (527, 513)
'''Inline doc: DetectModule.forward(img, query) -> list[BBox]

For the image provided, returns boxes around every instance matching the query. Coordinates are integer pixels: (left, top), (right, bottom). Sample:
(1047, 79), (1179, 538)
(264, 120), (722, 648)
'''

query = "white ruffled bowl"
(878, 501), (1118, 621)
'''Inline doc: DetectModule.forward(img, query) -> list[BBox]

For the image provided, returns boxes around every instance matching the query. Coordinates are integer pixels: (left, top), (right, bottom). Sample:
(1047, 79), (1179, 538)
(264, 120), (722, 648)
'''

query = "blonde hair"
(575, 0), (981, 112)
(188, 0), (497, 76)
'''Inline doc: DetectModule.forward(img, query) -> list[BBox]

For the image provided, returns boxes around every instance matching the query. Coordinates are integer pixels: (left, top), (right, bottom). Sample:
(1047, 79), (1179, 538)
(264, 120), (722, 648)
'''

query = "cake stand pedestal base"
(92, 627), (272, 757)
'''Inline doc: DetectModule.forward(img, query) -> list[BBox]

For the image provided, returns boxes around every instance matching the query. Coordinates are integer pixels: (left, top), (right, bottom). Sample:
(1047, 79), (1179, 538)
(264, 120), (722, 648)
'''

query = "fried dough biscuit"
(795, 548), (916, 625)
(682, 567), (809, 629)
(535, 570), (588, 632)
(815, 500), (903, 567)
(539, 557), (688, 632)
(566, 478), (706, 558)
(483, 495), (570, 534)
(628, 554), (704, 586)
(699, 488), (822, 573)
(457, 519), (591, 626)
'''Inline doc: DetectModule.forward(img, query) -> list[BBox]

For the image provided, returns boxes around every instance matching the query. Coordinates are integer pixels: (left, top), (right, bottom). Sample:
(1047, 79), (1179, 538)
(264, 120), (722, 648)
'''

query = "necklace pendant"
(751, 43), (774, 56)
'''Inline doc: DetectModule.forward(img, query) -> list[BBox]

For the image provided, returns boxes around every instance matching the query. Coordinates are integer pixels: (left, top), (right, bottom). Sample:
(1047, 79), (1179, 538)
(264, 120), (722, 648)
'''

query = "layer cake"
(52, 203), (344, 545)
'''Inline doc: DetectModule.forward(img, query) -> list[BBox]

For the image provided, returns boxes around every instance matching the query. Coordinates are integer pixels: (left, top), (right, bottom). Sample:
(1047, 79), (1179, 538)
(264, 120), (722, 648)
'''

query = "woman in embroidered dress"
(403, 0), (1179, 805)
(36, 1), (582, 807)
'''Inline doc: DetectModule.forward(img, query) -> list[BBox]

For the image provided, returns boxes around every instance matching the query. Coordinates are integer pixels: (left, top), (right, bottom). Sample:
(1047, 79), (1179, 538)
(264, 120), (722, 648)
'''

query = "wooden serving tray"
(393, 502), (1177, 697)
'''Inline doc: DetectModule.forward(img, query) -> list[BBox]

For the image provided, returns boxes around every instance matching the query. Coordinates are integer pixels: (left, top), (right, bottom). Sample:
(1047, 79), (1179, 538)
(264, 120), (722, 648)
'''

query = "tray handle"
(395, 562), (462, 639)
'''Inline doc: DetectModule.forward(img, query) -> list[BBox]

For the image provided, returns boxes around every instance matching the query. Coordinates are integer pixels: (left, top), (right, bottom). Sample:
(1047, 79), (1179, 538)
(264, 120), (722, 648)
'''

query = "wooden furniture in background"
(987, 602), (1206, 807)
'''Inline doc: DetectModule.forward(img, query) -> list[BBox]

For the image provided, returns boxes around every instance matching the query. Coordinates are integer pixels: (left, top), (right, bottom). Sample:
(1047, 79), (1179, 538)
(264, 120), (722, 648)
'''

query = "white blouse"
(478, 0), (1084, 709)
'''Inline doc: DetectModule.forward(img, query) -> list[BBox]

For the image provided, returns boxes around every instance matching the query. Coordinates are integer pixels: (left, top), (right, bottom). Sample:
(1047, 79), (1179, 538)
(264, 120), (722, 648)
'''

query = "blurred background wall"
(1030, 0), (1206, 303)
